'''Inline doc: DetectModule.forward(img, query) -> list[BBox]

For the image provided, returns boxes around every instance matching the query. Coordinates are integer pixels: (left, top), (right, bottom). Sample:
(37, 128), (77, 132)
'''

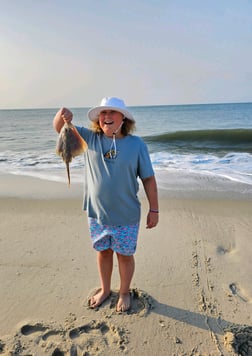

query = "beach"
(1, 176), (252, 355)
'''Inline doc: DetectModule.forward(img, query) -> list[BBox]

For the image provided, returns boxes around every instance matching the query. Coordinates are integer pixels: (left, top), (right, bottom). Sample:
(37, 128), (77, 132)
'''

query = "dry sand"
(0, 176), (252, 355)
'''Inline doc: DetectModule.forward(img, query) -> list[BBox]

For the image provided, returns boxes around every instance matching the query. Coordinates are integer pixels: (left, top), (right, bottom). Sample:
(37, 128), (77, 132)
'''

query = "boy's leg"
(116, 253), (135, 312)
(89, 248), (113, 308)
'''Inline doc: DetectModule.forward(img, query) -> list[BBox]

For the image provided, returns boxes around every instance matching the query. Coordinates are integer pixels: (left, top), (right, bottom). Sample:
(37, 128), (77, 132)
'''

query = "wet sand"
(0, 177), (252, 355)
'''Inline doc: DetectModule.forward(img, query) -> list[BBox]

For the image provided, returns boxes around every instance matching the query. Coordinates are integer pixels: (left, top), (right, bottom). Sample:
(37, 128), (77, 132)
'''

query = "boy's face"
(99, 110), (124, 137)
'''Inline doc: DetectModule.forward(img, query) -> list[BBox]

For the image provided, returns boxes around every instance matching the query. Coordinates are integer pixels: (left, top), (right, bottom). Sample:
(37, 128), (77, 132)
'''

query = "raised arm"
(53, 107), (73, 133)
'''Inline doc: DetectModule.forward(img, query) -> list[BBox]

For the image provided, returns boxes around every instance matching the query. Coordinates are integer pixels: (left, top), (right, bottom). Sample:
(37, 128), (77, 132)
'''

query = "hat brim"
(87, 106), (135, 122)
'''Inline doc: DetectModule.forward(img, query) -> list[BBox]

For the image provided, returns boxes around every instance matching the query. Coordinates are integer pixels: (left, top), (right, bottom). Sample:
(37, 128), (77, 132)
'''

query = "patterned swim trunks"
(88, 218), (140, 256)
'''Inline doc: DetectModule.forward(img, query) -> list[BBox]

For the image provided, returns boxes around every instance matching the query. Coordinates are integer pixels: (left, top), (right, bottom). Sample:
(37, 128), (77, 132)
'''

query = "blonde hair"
(90, 117), (135, 136)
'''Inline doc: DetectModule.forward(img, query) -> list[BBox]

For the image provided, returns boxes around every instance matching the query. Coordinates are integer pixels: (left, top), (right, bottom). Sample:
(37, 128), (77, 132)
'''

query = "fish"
(56, 122), (88, 186)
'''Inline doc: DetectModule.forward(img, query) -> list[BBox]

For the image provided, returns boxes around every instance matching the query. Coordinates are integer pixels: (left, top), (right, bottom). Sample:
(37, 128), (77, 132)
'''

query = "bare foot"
(116, 293), (131, 312)
(88, 288), (110, 308)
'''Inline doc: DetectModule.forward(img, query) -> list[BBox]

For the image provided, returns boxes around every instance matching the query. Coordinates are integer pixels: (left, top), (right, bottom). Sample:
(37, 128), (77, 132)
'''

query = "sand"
(0, 176), (252, 355)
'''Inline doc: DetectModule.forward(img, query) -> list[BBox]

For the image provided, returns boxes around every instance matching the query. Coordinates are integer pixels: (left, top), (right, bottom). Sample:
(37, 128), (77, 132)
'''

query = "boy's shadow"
(152, 297), (228, 334)
(130, 289), (252, 354)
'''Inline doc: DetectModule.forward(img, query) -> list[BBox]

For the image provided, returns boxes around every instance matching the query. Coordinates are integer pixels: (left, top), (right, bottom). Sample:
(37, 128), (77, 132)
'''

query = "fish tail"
(66, 162), (70, 187)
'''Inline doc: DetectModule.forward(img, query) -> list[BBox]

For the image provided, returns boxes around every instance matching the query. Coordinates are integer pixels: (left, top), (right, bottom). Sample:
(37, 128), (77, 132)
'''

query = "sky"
(1, 0), (252, 109)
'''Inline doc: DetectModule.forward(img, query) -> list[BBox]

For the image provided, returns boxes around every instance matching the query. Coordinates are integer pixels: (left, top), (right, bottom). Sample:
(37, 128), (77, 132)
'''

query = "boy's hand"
(146, 211), (159, 229)
(61, 107), (73, 123)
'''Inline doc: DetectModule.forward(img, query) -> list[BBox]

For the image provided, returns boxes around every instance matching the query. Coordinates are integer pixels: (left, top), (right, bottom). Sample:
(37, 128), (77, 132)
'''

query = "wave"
(1, 150), (252, 186)
(143, 128), (252, 154)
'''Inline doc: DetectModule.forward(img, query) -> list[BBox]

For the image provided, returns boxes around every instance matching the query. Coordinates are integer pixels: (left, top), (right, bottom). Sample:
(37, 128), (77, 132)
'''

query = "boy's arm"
(53, 107), (73, 133)
(141, 175), (159, 229)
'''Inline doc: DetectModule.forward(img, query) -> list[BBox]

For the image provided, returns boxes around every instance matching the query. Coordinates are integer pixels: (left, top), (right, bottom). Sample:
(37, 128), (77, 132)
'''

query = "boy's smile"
(104, 120), (114, 125)
(99, 110), (124, 137)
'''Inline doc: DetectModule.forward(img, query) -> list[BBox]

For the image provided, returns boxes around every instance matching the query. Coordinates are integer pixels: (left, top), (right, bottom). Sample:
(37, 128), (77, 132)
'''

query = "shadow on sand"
(148, 294), (252, 355)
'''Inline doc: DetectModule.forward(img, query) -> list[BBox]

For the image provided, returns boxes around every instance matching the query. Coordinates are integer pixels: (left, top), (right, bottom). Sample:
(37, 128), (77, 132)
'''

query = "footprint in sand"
(87, 288), (153, 316)
(20, 322), (48, 336)
(69, 320), (128, 354)
(1, 319), (129, 355)
(20, 322), (65, 342)
(19, 322), (65, 355)
(121, 288), (154, 316)
(216, 243), (235, 255)
(51, 347), (65, 356)
(69, 320), (110, 339)
(0, 290), (153, 355)
(229, 282), (238, 295)
(228, 282), (248, 302)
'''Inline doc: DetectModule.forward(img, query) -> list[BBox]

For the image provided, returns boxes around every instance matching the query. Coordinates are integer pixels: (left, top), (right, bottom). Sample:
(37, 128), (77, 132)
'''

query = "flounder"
(56, 123), (88, 186)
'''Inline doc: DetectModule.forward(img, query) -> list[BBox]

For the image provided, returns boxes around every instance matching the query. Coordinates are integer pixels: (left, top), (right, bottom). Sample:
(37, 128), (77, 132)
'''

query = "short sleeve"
(137, 139), (154, 179)
(75, 126), (93, 143)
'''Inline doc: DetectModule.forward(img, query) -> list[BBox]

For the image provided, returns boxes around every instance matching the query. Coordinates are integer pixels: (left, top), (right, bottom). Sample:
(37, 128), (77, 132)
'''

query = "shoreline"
(1, 172), (252, 201)
(1, 175), (252, 354)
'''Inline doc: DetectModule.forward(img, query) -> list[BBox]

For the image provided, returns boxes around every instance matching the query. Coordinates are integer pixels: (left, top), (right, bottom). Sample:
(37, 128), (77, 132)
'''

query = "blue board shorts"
(88, 218), (140, 256)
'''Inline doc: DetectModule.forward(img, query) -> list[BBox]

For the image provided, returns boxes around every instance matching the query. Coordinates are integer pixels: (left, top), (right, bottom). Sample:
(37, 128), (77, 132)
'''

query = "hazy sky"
(1, 0), (252, 108)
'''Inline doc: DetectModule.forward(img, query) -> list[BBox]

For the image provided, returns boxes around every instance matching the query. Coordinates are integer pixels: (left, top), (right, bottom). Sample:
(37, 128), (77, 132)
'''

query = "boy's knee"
(99, 248), (114, 257)
(116, 253), (133, 261)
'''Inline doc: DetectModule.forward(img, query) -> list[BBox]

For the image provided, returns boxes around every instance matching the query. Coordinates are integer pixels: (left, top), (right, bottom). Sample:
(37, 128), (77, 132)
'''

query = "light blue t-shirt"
(76, 126), (154, 225)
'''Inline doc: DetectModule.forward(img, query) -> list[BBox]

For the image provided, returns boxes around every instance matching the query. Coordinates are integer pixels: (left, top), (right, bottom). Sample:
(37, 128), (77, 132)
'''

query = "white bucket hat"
(87, 97), (135, 122)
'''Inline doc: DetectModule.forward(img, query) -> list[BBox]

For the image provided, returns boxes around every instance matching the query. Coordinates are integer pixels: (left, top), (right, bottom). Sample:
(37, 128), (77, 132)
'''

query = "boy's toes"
(116, 293), (131, 312)
(88, 288), (110, 308)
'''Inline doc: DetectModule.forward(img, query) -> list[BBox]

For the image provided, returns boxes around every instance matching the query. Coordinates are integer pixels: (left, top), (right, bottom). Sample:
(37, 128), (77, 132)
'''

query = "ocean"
(1, 102), (252, 197)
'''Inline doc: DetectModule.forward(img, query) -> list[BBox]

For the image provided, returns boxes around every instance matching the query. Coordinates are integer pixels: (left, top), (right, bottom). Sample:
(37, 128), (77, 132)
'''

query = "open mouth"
(104, 121), (114, 125)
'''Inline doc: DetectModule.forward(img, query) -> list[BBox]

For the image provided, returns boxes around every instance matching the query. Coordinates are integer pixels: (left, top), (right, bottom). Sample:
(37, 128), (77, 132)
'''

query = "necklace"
(102, 135), (117, 159)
